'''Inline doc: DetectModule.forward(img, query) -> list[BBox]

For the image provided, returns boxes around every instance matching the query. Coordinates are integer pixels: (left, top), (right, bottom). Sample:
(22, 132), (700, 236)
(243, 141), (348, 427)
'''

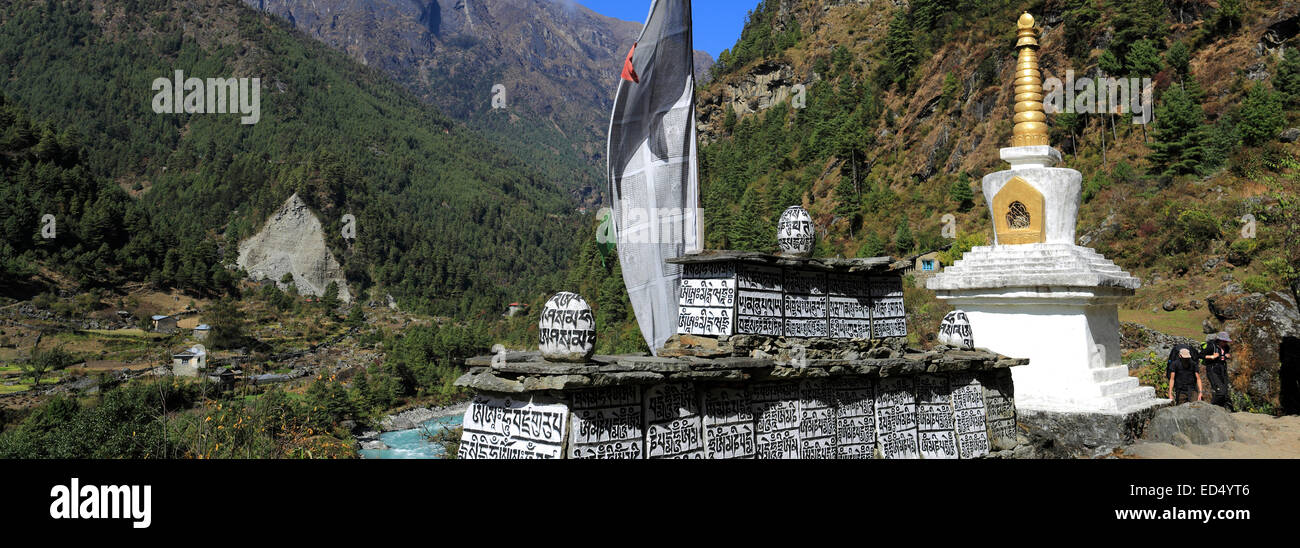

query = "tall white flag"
(607, 0), (702, 354)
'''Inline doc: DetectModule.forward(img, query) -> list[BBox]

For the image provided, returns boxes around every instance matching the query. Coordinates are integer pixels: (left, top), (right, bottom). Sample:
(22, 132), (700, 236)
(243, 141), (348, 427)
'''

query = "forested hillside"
(697, 0), (1300, 311)
(244, 0), (714, 206)
(0, 0), (586, 316)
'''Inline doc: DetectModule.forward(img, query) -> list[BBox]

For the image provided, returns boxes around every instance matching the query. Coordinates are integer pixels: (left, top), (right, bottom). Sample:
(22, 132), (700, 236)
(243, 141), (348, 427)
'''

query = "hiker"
(1201, 332), (1233, 408)
(1167, 344), (1203, 404)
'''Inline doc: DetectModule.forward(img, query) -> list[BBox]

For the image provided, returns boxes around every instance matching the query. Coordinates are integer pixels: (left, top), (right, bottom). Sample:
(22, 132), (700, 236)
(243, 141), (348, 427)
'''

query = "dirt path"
(1121, 413), (1300, 458)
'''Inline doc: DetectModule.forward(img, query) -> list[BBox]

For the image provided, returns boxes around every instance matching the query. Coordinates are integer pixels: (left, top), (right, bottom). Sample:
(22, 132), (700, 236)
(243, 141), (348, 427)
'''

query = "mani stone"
(539, 292), (597, 363)
(777, 205), (814, 257)
(938, 310), (975, 350)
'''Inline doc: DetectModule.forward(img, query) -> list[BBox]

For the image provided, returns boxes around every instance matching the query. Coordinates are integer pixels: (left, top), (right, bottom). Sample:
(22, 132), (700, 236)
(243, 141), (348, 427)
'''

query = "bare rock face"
(1208, 291), (1300, 412)
(237, 194), (351, 303)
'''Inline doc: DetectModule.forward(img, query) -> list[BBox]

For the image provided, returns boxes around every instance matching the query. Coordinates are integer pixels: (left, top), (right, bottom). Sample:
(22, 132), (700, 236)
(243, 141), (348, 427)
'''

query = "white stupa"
(927, 14), (1165, 414)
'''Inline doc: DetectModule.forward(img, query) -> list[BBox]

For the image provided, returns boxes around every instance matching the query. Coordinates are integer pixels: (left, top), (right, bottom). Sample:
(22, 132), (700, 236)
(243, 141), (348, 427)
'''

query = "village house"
(504, 302), (528, 318)
(913, 251), (944, 280)
(193, 324), (210, 341)
(151, 315), (178, 334)
(172, 344), (207, 377)
(207, 367), (239, 392)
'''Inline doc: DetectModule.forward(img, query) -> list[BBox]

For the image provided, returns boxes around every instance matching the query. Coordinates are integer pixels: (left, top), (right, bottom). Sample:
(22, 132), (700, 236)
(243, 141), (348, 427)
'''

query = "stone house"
(912, 251), (944, 279)
(172, 345), (207, 377)
(151, 315), (178, 334)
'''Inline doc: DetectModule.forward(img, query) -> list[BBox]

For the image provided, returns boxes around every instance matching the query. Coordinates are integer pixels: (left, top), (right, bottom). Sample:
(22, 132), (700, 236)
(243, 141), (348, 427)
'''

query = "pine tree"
(949, 174), (974, 211)
(1098, 49), (1124, 76)
(1125, 39), (1163, 78)
(207, 299), (246, 350)
(857, 232), (886, 258)
(1213, 0), (1243, 36)
(834, 176), (862, 237)
(1112, 0), (1168, 60)
(322, 281), (341, 310)
(1150, 83), (1211, 177)
(1064, 0), (1102, 61)
(1238, 84), (1284, 147)
(894, 221), (915, 255)
(1275, 48), (1300, 106)
(883, 9), (918, 90)
(1166, 41), (1191, 80)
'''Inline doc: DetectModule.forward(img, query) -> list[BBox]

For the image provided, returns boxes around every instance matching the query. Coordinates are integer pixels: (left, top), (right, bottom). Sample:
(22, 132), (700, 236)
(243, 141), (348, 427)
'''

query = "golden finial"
(1011, 12), (1048, 147)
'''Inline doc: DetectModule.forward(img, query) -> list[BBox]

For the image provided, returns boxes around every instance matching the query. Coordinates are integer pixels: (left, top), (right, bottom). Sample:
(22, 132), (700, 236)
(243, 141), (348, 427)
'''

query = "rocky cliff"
(237, 194), (352, 303)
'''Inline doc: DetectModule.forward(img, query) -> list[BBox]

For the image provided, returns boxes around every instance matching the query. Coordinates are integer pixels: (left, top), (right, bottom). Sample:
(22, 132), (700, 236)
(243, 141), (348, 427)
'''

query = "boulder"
(1162, 300), (1178, 312)
(1209, 291), (1300, 412)
(1143, 402), (1242, 446)
(360, 440), (390, 452)
(1280, 128), (1300, 143)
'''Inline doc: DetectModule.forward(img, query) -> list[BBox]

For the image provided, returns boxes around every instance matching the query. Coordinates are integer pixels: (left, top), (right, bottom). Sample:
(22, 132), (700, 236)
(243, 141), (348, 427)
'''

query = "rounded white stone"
(539, 292), (596, 362)
(938, 310), (975, 350)
(777, 206), (814, 257)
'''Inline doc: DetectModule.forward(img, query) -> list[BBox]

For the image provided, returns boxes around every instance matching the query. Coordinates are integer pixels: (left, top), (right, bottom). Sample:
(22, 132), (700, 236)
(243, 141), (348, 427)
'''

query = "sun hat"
(1216, 332), (1232, 343)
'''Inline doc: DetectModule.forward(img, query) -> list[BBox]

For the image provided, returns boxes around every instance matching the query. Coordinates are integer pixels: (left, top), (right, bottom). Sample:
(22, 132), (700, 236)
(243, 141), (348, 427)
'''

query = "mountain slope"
(696, 0), (1300, 316)
(0, 0), (584, 314)
(244, 0), (714, 203)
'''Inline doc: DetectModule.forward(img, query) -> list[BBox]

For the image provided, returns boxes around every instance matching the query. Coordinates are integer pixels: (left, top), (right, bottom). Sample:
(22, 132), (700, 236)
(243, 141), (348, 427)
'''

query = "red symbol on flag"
(621, 43), (640, 83)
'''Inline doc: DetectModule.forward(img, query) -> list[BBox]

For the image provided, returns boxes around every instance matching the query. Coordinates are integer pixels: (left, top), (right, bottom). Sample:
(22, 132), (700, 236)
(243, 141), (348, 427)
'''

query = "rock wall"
(237, 194), (351, 302)
(455, 350), (1027, 459)
(1206, 290), (1300, 412)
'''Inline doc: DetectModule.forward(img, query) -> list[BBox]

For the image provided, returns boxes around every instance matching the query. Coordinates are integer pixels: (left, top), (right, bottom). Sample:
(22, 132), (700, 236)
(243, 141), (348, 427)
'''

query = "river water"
(359, 414), (463, 460)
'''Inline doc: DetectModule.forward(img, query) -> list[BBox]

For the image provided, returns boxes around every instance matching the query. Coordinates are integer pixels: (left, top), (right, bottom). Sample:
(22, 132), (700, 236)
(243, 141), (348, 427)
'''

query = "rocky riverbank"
(355, 401), (470, 452)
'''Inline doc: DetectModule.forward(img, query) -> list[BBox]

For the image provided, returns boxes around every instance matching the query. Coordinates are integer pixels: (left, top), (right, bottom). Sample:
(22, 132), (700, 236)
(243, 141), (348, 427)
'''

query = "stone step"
(1109, 386), (1159, 411)
(946, 263), (1128, 276)
(1091, 366), (1132, 383)
(934, 272), (1138, 284)
(964, 244), (1104, 255)
(953, 254), (1119, 266)
(1097, 377), (1142, 397)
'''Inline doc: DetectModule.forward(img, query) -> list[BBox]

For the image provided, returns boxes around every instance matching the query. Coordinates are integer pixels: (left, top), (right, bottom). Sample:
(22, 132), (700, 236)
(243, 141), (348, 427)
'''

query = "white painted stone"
(938, 310), (975, 350)
(1000, 145), (1063, 169)
(458, 394), (568, 459)
(538, 292), (596, 362)
(777, 205), (814, 257)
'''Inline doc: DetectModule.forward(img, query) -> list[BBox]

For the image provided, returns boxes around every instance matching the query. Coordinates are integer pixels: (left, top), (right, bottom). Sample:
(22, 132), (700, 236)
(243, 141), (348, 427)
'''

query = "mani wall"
(454, 349), (1026, 459)
(670, 252), (907, 340)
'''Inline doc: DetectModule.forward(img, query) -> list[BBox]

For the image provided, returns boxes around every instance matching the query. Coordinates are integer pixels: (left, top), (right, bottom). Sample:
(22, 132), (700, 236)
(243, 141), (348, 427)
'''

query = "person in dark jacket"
(1167, 345), (1203, 404)
(1200, 332), (1233, 408)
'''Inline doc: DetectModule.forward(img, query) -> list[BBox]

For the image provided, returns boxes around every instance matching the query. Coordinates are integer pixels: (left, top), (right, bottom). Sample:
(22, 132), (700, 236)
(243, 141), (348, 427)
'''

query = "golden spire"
(1011, 13), (1049, 147)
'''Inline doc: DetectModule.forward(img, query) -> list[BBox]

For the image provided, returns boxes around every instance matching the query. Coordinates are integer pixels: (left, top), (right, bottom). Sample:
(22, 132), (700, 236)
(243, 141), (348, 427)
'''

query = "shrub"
(1162, 208), (1221, 254)
(1227, 238), (1259, 266)
(1230, 391), (1279, 416)
(1242, 274), (1272, 294)
(1134, 352), (1169, 396)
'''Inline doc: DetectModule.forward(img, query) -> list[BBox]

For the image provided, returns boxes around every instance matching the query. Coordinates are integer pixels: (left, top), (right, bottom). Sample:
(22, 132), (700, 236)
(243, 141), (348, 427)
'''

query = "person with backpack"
(1200, 332), (1233, 408)
(1167, 344), (1203, 404)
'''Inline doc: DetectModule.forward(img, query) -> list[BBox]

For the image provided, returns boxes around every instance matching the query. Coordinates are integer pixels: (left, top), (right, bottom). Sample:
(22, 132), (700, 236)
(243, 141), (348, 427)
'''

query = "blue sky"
(576, 0), (756, 59)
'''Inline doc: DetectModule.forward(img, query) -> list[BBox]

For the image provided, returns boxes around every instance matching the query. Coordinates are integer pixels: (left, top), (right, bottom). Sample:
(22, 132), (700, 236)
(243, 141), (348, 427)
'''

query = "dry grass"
(1119, 308), (1207, 340)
